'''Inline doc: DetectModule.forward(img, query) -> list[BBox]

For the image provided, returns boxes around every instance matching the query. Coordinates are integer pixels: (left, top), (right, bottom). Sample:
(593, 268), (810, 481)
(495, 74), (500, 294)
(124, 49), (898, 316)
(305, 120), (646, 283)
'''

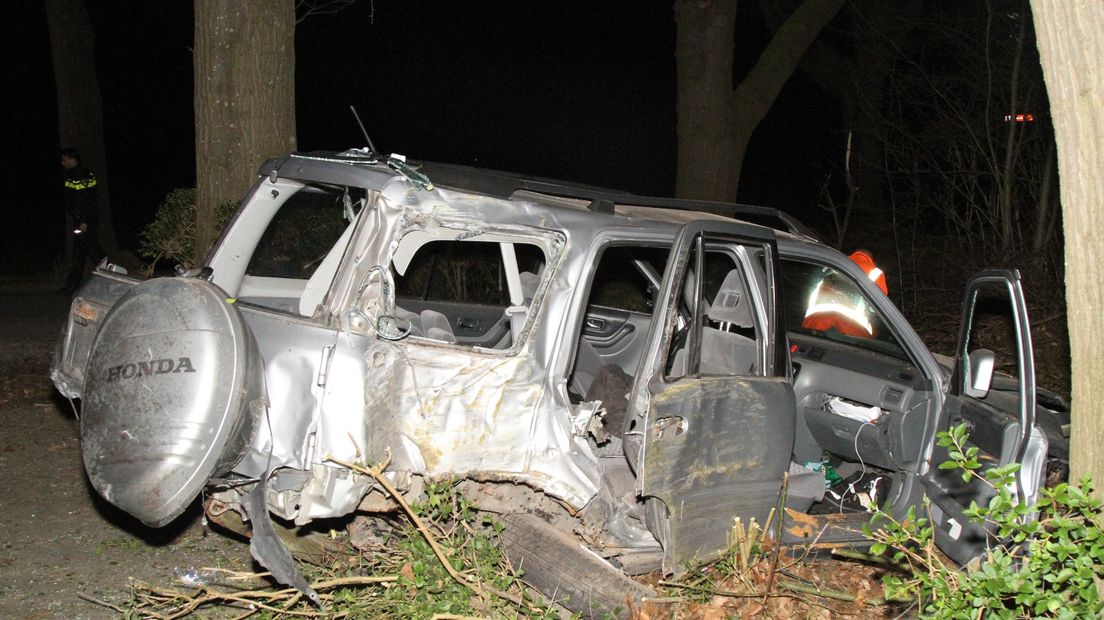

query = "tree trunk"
(675, 0), (845, 201)
(1030, 0), (1104, 493)
(44, 0), (120, 256)
(674, 0), (740, 201)
(194, 0), (296, 264)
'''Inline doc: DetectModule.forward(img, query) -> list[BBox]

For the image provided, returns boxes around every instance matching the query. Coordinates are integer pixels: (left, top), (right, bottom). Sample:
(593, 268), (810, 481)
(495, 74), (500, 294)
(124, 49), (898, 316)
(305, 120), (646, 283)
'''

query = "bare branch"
(296, 0), (363, 24)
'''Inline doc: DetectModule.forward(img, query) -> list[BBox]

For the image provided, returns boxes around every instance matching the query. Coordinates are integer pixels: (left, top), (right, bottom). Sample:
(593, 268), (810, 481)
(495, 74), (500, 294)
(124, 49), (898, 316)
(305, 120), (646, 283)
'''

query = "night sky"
(6, 1), (838, 272)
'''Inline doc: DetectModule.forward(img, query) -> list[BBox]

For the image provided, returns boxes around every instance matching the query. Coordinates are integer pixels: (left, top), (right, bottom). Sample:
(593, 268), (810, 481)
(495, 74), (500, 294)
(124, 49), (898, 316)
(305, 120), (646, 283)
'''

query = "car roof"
(258, 150), (817, 240)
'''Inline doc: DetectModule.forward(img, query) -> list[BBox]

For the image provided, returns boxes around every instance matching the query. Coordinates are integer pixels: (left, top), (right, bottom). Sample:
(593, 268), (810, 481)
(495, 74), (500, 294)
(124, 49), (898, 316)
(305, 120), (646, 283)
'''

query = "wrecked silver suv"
(52, 149), (1067, 616)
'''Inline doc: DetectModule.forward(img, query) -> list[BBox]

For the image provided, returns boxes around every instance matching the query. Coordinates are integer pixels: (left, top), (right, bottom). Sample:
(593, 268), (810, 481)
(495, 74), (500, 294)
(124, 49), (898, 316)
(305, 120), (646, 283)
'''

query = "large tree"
(45, 0), (120, 256)
(193, 0), (297, 264)
(674, 0), (845, 201)
(1030, 0), (1104, 492)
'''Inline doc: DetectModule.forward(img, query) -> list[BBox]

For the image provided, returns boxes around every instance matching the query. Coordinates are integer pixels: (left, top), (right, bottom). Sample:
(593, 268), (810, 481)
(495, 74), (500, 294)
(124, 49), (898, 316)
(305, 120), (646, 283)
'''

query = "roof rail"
(585, 192), (817, 239)
(402, 161), (818, 239)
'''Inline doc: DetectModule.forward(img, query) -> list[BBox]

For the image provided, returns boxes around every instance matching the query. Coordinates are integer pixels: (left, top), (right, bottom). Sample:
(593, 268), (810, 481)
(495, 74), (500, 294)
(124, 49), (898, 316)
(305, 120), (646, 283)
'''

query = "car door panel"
(582, 305), (651, 374)
(923, 269), (1042, 565)
(581, 306), (630, 340)
(624, 220), (794, 575)
(641, 376), (794, 571)
(394, 298), (510, 346)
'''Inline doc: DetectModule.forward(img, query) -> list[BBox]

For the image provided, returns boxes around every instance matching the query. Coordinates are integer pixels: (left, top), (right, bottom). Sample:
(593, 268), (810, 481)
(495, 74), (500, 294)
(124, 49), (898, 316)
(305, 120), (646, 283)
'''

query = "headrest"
(707, 269), (754, 328)
(420, 309), (456, 342)
(683, 268), (709, 316)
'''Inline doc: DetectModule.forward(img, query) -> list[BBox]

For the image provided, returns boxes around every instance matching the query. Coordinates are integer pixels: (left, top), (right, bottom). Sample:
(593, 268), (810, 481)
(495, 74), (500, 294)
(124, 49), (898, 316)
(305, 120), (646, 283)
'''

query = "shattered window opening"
(665, 239), (765, 380)
(568, 243), (669, 405)
(390, 236), (547, 348)
(238, 184), (364, 317)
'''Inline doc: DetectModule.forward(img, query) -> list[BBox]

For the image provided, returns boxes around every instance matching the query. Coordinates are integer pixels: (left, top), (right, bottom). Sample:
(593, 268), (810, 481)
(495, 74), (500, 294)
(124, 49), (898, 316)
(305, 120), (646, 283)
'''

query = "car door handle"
(585, 317), (606, 332)
(456, 317), (484, 331)
(950, 417), (976, 434)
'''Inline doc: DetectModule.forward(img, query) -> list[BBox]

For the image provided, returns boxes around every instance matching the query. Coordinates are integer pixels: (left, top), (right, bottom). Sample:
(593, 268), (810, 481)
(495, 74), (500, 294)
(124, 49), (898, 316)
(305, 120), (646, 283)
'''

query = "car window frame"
(775, 241), (938, 381)
(381, 223), (564, 355)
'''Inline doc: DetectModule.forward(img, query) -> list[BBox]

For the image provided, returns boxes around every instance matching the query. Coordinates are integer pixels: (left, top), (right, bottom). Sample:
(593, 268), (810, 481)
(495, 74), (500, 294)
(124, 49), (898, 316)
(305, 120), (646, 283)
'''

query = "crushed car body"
(52, 148), (1070, 616)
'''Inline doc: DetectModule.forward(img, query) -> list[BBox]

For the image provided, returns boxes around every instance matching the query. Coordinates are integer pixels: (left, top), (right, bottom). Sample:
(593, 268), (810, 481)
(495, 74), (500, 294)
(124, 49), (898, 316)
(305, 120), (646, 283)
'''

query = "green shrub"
(865, 424), (1104, 619)
(138, 188), (237, 272)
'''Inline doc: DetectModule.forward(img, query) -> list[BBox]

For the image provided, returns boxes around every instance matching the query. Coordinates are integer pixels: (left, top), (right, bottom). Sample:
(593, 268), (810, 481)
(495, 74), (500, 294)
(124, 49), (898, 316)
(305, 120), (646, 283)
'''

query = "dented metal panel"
(640, 377), (795, 573)
(358, 340), (601, 507)
(208, 170), (628, 520)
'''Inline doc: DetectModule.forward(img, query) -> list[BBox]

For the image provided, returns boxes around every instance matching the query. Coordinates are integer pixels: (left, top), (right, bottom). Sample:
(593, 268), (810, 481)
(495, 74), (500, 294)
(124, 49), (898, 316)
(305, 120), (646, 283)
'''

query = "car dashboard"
(789, 333), (934, 473)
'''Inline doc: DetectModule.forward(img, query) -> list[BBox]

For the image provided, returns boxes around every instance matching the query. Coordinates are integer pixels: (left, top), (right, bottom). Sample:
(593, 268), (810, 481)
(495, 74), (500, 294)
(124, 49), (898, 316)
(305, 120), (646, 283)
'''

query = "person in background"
(847, 249), (888, 296)
(59, 147), (104, 295)
(801, 250), (889, 338)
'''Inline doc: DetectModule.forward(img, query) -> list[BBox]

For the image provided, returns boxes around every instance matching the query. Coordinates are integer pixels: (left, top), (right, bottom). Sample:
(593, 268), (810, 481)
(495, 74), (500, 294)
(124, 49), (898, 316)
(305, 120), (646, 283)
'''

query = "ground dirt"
(641, 552), (911, 619)
(0, 282), (249, 619)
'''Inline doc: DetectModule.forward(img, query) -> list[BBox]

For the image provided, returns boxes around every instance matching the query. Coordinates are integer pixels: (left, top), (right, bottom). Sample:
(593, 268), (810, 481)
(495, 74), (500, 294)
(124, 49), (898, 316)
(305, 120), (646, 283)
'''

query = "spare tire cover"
(81, 277), (265, 527)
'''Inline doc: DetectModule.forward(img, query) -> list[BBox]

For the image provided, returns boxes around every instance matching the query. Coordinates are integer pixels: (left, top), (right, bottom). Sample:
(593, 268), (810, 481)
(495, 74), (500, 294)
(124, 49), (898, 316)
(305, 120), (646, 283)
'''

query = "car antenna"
(349, 105), (380, 157)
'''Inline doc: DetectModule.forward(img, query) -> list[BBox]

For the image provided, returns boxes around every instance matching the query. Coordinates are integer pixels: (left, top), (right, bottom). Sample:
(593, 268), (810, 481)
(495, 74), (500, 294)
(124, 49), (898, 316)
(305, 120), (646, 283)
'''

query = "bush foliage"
(138, 188), (237, 272)
(866, 424), (1104, 619)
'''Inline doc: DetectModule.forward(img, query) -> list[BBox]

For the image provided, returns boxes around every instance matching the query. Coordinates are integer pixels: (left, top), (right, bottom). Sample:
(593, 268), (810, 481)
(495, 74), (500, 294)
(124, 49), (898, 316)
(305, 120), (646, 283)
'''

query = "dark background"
(5, 1), (836, 272)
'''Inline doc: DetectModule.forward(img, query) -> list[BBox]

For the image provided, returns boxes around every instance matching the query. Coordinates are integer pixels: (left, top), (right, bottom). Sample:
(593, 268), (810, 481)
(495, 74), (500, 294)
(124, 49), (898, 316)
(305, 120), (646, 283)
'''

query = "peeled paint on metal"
(639, 377), (795, 574)
(322, 182), (604, 509)
(359, 339), (601, 508)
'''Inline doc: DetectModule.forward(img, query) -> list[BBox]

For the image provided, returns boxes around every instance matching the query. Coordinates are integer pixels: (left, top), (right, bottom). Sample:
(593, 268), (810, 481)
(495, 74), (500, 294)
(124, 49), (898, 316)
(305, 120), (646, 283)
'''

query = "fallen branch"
(830, 547), (898, 566)
(326, 454), (474, 590)
(123, 571), (401, 619)
(764, 471), (788, 595)
(778, 580), (914, 606)
(77, 593), (127, 614)
(659, 579), (770, 599)
(659, 577), (912, 607)
(325, 452), (530, 611)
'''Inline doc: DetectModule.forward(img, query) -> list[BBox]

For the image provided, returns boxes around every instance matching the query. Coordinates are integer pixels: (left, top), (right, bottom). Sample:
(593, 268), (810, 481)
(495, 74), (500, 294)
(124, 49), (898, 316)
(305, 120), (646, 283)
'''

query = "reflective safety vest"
(64, 175), (97, 190)
(802, 278), (875, 337)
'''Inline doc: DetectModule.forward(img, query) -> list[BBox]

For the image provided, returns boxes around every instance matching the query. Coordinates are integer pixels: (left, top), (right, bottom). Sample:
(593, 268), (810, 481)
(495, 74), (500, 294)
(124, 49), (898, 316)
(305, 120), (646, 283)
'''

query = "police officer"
(59, 147), (105, 295)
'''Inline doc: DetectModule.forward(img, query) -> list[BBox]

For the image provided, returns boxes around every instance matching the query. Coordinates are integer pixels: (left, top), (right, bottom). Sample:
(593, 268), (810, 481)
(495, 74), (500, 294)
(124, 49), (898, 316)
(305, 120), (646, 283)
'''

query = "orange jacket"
(849, 250), (888, 295)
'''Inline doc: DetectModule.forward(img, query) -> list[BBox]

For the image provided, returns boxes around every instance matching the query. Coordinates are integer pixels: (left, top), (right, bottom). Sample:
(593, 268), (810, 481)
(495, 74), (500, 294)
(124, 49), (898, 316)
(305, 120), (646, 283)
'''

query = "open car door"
(623, 221), (795, 575)
(922, 269), (1046, 565)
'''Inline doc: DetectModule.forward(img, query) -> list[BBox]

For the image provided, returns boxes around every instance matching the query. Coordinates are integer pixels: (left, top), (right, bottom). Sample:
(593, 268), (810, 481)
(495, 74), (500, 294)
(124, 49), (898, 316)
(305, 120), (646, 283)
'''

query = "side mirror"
(964, 348), (995, 398)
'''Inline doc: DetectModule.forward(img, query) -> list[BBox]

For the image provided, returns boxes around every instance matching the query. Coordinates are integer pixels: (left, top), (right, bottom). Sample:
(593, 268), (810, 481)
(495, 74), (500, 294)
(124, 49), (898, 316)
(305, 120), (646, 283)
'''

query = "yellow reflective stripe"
(64, 177), (98, 190)
(804, 281), (874, 334)
(804, 302), (874, 335)
(868, 267), (884, 282)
